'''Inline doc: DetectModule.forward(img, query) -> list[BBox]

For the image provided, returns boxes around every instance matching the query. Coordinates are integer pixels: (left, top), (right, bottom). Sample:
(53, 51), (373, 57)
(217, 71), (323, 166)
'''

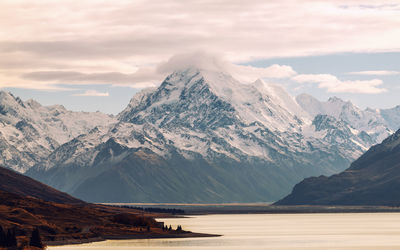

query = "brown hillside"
(0, 190), (201, 248)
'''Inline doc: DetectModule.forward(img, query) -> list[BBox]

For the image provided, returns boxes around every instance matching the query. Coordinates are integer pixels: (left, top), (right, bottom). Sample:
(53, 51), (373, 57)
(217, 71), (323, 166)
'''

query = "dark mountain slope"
(0, 166), (83, 204)
(276, 129), (400, 206)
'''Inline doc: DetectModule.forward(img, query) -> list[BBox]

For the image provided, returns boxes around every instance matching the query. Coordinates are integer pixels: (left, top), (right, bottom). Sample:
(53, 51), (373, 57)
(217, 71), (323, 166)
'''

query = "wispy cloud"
(348, 70), (400, 76)
(292, 74), (386, 94)
(18, 52), (297, 88)
(22, 69), (159, 88)
(7, 51), (389, 96)
(0, 1), (399, 91)
(72, 90), (109, 97)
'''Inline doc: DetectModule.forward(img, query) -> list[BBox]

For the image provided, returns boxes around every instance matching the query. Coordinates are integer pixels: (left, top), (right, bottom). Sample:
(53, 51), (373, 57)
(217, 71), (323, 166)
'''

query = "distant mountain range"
(296, 94), (399, 143)
(0, 91), (115, 172)
(1, 66), (400, 203)
(276, 128), (400, 206)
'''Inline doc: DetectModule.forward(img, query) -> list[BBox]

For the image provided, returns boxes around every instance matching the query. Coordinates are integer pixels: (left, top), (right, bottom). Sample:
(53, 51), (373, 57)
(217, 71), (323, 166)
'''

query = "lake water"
(50, 213), (400, 249)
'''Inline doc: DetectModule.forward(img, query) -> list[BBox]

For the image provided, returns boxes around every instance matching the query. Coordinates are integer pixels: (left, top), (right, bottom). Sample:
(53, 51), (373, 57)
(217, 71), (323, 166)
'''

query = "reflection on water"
(50, 213), (400, 249)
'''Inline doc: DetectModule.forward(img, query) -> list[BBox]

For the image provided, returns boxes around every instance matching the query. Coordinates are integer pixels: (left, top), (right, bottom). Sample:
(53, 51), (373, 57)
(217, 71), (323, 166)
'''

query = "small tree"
(168, 225), (172, 231)
(177, 225), (182, 231)
(6, 228), (17, 247)
(29, 228), (44, 249)
(0, 225), (6, 246)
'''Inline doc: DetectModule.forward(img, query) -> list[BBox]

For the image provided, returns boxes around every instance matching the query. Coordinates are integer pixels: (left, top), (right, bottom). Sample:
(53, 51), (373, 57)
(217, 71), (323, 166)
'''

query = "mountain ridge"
(25, 67), (399, 203)
(2, 64), (400, 202)
(297, 93), (394, 142)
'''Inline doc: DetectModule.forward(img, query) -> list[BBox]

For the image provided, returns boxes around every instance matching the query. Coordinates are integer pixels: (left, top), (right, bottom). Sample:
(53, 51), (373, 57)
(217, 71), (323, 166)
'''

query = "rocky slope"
(276, 129), (400, 206)
(0, 91), (116, 172)
(26, 68), (391, 203)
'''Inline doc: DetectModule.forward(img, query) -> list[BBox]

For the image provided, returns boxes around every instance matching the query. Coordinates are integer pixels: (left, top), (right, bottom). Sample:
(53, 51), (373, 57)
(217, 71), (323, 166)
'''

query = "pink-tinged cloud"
(292, 74), (386, 94)
(348, 70), (400, 76)
(0, 1), (397, 93)
(73, 90), (109, 97)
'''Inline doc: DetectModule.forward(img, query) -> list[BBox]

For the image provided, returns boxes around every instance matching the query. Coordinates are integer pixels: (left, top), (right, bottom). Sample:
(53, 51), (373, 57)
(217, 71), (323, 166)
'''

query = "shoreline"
(46, 232), (221, 246)
(45, 204), (400, 247)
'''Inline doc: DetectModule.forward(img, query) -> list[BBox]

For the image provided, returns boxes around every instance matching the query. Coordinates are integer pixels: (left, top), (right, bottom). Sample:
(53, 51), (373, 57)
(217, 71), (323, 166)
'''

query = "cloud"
(292, 74), (386, 94)
(22, 69), (159, 88)
(0, 1), (397, 93)
(12, 51), (388, 96)
(18, 52), (296, 88)
(156, 51), (297, 83)
(72, 90), (109, 97)
(348, 70), (400, 76)
(2, 49), (388, 96)
(1, 0), (399, 64)
(0, 1), (400, 81)
(340, 3), (400, 10)
(232, 64), (297, 81)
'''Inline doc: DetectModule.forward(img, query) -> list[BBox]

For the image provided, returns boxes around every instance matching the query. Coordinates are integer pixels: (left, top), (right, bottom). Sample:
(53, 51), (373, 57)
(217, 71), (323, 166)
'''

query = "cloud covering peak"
(157, 51), (297, 83)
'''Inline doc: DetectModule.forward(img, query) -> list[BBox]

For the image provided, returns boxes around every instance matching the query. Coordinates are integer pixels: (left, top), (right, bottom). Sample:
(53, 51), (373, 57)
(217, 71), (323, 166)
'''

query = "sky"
(0, 0), (399, 114)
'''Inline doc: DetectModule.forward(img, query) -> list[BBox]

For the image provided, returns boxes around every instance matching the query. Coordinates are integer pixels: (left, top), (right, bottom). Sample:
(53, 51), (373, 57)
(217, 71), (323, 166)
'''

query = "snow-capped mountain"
(0, 91), (116, 172)
(119, 69), (310, 132)
(26, 68), (393, 203)
(297, 93), (394, 142)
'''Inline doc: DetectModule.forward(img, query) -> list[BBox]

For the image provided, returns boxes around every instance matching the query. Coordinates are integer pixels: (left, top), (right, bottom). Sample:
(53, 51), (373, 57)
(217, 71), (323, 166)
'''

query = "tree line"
(162, 224), (183, 232)
(111, 205), (185, 215)
(0, 226), (44, 249)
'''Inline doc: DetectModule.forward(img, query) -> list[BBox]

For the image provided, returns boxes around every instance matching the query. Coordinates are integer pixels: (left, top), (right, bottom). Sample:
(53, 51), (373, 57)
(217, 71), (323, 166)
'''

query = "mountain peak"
(25, 99), (42, 109)
(119, 67), (308, 132)
(0, 90), (27, 116)
(0, 90), (21, 103)
(327, 96), (345, 104)
(327, 96), (353, 107)
(47, 104), (67, 111)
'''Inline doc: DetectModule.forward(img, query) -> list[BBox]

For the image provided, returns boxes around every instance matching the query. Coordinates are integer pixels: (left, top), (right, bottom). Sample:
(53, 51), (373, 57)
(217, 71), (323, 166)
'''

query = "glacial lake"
(50, 213), (400, 249)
